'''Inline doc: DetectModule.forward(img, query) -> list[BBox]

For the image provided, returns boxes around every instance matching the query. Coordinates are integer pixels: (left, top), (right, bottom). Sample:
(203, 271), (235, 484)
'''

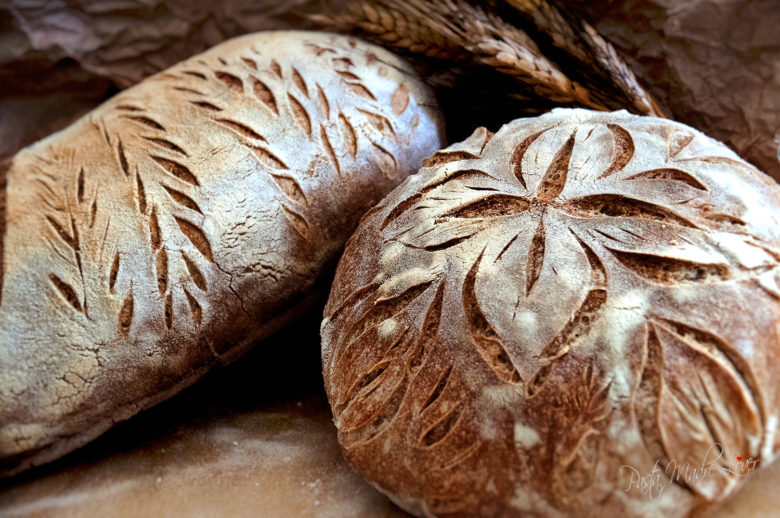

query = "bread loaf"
(321, 109), (780, 517)
(0, 31), (444, 476)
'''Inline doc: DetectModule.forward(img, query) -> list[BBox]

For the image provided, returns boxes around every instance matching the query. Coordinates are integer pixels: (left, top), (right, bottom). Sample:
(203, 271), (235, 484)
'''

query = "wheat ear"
(314, 0), (606, 110)
(503, 0), (663, 116)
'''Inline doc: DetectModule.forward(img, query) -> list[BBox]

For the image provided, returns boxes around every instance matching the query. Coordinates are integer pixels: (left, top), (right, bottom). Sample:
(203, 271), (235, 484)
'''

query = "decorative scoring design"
(32, 34), (411, 343)
(323, 113), (780, 515)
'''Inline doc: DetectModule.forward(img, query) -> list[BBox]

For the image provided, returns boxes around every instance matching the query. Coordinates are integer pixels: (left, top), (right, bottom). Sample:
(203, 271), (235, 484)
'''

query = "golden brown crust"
(321, 110), (780, 517)
(0, 31), (444, 477)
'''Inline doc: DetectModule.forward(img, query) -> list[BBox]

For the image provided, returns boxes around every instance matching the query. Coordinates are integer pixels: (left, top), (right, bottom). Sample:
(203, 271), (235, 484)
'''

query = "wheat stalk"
(314, 0), (606, 110)
(503, 0), (663, 116)
(579, 23), (664, 116)
(312, 3), (466, 60)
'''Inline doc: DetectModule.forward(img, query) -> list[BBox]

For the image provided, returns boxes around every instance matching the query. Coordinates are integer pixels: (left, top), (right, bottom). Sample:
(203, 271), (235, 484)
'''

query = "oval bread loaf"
(0, 31), (444, 476)
(321, 109), (780, 517)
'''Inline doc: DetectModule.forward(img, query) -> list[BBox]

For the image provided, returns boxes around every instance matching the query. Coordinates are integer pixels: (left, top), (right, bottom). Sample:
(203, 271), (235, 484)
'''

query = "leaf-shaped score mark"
(335, 321), (414, 435)
(421, 403), (462, 448)
(701, 212), (747, 232)
(598, 124), (634, 179)
(563, 194), (697, 228)
(181, 252), (207, 291)
(148, 207), (162, 251)
(336, 71), (377, 101)
(151, 156), (199, 186)
(89, 200), (98, 228)
(184, 288), (202, 326)
(510, 127), (551, 190)
(250, 146), (288, 170)
(571, 231), (608, 288)
(316, 84), (330, 120)
(215, 71), (243, 93)
(291, 67), (309, 97)
(423, 150), (480, 168)
(391, 83), (409, 115)
(76, 167), (85, 204)
(164, 292), (173, 329)
(463, 250), (521, 384)
(369, 141), (398, 178)
(526, 219), (546, 296)
(171, 86), (204, 97)
(338, 112), (357, 158)
(320, 125), (340, 175)
(380, 170), (496, 231)
(109, 252), (120, 293)
(335, 283), (445, 446)
(422, 233), (479, 252)
(141, 136), (188, 157)
(421, 364), (453, 413)
(536, 130), (576, 202)
(241, 57), (257, 71)
(288, 93), (312, 138)
(215, 118), (266, 142)
(438, 194), (530, 221)
(625, 168), (707, 191)
(117, 139), (129, 177)
(46, 215), (76, 251)
(183, 70), (207, 80)
(608, 248), (730, 285)
(281, 205), (311, 241)
(49, 273), (83, 313)
(334, 280), (433, 374)
(162, 185), (202, 214)
(649, 321), (761, 498)
(175, 218), (214, 263)
(118, 288), (134, 336)
(270, 173), (307, 205)
(357, 108), (396, 140)
(190, 100), (222, 112)
(122, 115), (165, 131)
(252, 77), (278, 115)
(156, 248), (168, 294)
(408, 283), (446, 377)
(270, 60), (282, 78)
(539, 289), (607, 361)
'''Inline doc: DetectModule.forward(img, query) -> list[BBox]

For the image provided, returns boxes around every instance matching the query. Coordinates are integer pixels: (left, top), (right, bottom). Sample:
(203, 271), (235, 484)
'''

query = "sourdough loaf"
(0, 31), (444, 476)
(321, 109), (780, 517)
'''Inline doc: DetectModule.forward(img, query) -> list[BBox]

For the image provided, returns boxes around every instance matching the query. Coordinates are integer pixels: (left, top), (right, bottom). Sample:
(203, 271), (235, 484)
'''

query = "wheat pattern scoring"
(37, 39), (407, 338)
(0, 29), (451, 482)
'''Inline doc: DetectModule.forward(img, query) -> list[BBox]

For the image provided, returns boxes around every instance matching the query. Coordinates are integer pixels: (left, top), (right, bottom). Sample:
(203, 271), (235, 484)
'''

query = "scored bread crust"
(321, 109), (780, 517)
(0, 31), (444, 476)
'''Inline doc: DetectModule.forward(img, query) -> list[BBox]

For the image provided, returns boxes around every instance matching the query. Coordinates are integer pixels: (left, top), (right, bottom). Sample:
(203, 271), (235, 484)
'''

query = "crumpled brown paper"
(0, 0), (323, 159)
(572, 0), (779, 179)
(0, 0), (322, 89)
(2, 0), (777, 179)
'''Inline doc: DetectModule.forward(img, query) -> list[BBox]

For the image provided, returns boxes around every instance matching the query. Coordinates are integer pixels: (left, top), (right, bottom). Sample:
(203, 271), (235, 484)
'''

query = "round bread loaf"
(0, 31), (444, 476)
(321, 109), (780, 517)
